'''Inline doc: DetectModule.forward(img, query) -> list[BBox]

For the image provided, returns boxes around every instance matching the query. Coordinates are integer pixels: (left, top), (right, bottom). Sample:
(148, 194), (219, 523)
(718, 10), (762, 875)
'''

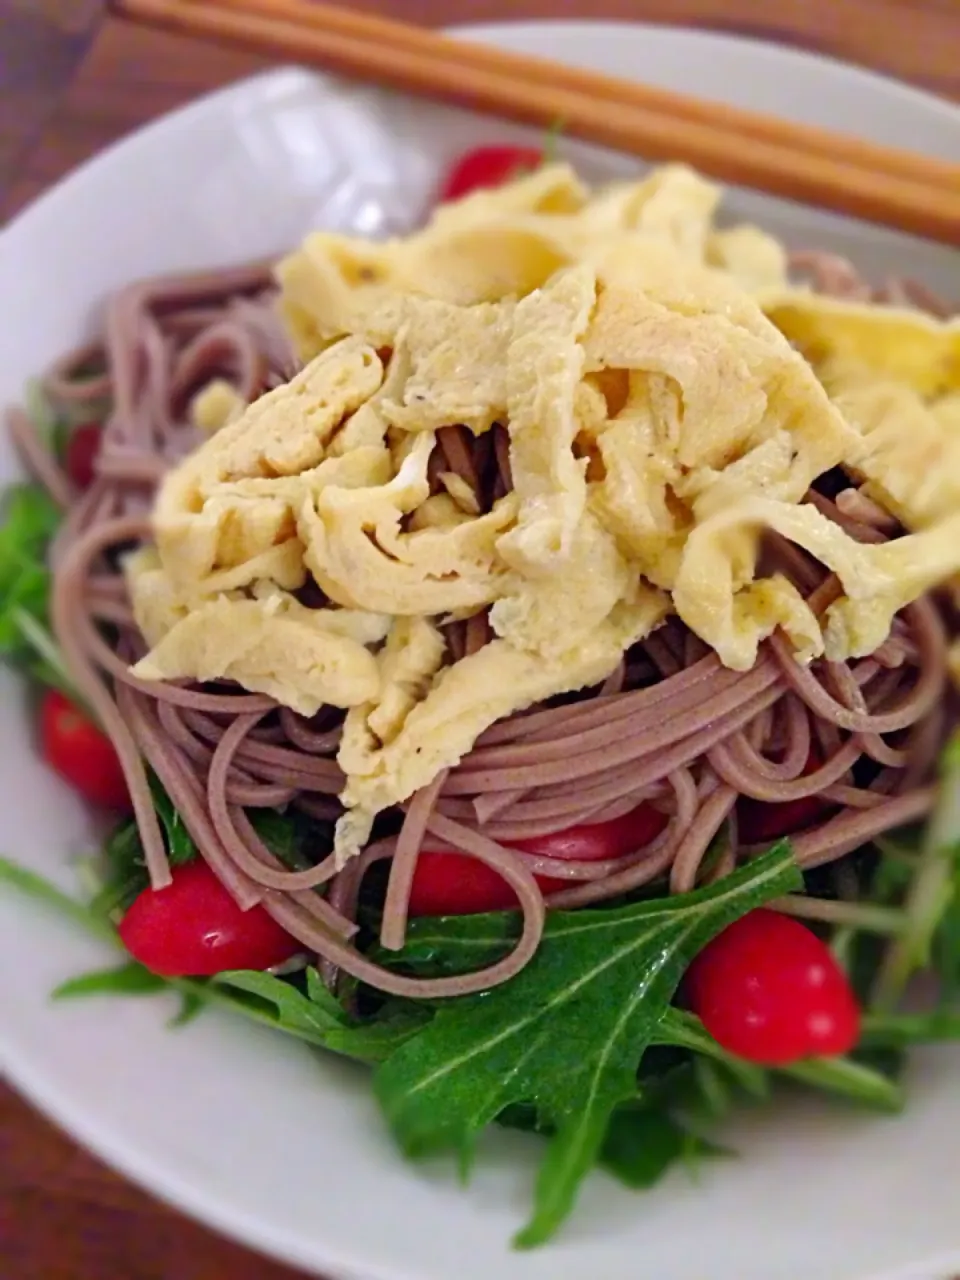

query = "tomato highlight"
(439, 145), (543, 202)
(40, 690), (132, 812)
(684, 908), (861, 1065)
(118, 859), (301, 976)
(407, 803), (668, 916)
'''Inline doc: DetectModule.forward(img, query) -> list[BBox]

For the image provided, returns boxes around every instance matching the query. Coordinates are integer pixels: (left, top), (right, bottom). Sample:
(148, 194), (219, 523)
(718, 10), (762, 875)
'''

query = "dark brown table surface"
(2, 2), (959, 1277)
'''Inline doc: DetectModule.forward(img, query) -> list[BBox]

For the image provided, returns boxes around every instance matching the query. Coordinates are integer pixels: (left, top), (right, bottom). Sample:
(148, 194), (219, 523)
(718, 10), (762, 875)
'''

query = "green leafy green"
(691, 1056), (736, 1119)
(170, 990), (205, 1028)
(0, 486), (59, 629)
(373, 843), (798, 1248)
(249, 808), (334, 873)
(322, 1003), (432, 1064)
(782, 1055), (902, 1111)
(53, 960), (168, 999)
(90, 776), (199, 914)
(652, 1009), (768, 1100)
(873, 733), (960, 1009)
(0, 852), (426, 1062)
(212, 968), (359, 1048)
(8, 608), (79, 700)
(92, 820), (148, 915)
(371, 911), (512, 978)
(92, 786), (318, 920)
(0, 854), (118, 944)
(599, 1105), (728, 1190)
(150, 775), (198, 866)
(498, 1087), (730, 1193)
(654, 1007), (902, 1113)
(0, 569), (51, 653)
(0, 482), (77, 697)
(0, 826), (933, 1250)
(859, 1009), (960, 1049)
(249, 809), (305, 866)
(0, 483), (60, 563)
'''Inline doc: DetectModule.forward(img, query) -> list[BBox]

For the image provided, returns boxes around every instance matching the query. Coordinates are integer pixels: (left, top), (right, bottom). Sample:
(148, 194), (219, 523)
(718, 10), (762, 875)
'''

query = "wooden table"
(2, 3), (958, 1277)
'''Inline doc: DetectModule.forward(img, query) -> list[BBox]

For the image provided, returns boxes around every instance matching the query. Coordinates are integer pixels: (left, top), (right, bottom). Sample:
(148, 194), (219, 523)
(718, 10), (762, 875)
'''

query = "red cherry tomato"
(516, 803), (668, 864)
(40, 690), (132, 812)
(64, 422), (103, 490)
(737, 751), (831, 845)
(119, 859), (301, 976)
(407, 803), (668, 915)
(684, 908), (861, 1065)
(439, 145), (543, 202)
(407, 854), (518, 917)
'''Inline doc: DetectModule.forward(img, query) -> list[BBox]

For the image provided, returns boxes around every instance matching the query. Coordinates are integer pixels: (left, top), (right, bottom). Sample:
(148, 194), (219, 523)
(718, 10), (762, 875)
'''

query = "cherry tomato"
(119, 859), (301, 976)
(40, 690), (131, 812)
(737, 751), (831, 845)
(439, 145), (543, 202)
(684, 908), (861, 1065)
(516, 803), (667, 863)
(407, 854), (518, 917)
(407, 803), (668, 915)
(64, 422), (103, 490)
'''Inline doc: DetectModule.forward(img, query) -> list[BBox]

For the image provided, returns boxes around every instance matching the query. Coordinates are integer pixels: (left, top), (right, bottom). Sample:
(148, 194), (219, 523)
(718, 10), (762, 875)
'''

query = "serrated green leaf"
(210, 967), (428, 1063)
(0, 854), (117, 944)
(52, 960), (167, 1000)
(0, 484), (60, 561)
(9, 608), (79, 702)
(323, 1006), (433, 1065)
(170, 990), (205, 1028)
(249, 809), (311, 870)
(0, 483), (65, 684)
(653, 1008), (769, 1100)
(0, 571), (49, 649)
(499, 1087), (730, 1194)
(654, 1008), (900, 1112)
(305, 964), (344, 1013)
(600, 1106), (728, 1190)
(874, 734), (960, 1008)
(374, 843), (798, 1248)
(859, 1009), (960, 1049)
(373, 912), (513, 978)
(0, 853), (426, 1063)
(690, 1056), (733, 1119)
(93, 777), (198, 915)
(600, 1107), (685, 1188)
(213, 968), (346, 1043)
(94, 820), (147, 915)
(782, 1055), (903, 1112)
(149, 774), (197, 866)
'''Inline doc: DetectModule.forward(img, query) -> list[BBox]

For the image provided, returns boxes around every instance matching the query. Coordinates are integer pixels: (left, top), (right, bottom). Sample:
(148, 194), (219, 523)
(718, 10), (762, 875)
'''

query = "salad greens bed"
(4, 390), (960, 1246)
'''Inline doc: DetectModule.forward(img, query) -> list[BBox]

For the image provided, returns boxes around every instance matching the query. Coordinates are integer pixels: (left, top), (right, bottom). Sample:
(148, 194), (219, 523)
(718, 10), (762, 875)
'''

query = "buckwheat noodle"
(10, 254), (955, 998)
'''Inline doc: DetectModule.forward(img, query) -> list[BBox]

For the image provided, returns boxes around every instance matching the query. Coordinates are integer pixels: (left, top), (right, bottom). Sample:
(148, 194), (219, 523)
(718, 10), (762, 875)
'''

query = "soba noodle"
(11, 252), (953, 999)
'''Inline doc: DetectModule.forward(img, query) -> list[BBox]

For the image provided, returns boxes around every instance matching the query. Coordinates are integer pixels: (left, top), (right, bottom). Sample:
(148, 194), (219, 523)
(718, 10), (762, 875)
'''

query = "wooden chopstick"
(211, 0), (957, 196)
(111, 0), (960, 245)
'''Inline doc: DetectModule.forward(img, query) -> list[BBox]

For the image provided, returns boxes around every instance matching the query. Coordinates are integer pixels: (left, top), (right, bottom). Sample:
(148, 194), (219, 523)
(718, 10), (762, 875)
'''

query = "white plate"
(1, 22), (959, 1280)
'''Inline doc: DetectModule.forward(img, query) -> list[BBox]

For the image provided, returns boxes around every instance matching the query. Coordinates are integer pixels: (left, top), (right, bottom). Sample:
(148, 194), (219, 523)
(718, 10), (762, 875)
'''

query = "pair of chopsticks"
(111, 0), (960, 245)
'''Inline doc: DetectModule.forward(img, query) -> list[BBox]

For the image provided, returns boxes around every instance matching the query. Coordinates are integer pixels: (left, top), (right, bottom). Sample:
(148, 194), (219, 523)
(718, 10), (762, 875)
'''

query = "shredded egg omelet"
(127, 164), (960, 861)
